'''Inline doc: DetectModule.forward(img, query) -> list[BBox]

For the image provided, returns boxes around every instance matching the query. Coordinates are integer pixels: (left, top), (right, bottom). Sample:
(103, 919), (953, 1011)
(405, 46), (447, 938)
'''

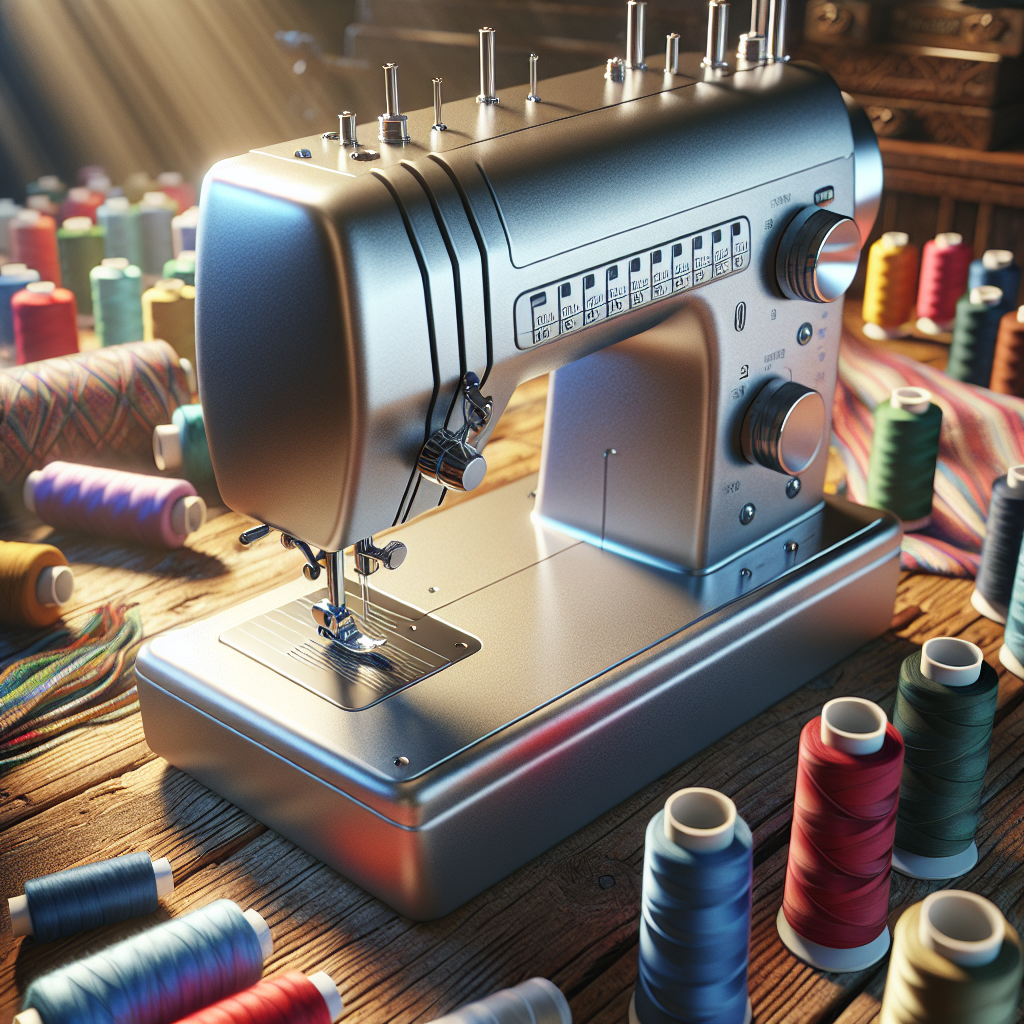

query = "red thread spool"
(778, 697), (904, 972)
(990, 306), (1024, 397)
(171, 971), (339, 1024)
(12, 282), (78, 363)
(60, 187), (105, 224)
(916, 232), (973, 335)
(10, 210), (62, 286)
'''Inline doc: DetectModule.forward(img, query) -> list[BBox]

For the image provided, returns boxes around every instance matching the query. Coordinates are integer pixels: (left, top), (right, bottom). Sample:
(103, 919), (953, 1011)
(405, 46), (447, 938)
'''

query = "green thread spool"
(91, 257), (144, 346)
(97, 196), (142, 267)
(162, 251), (195, 287)
(139, 191), (176, 277)
(153, 404), (214, 484)
(866, 387), (943, 529)
(947, 286), (1005, 388)
(57, 216), (105, 318)
(891, 638), (998, 881)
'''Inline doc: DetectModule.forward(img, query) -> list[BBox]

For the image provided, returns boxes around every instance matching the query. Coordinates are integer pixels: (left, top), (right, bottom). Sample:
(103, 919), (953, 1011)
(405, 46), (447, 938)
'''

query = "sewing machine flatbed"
(136, 474), (899, 919)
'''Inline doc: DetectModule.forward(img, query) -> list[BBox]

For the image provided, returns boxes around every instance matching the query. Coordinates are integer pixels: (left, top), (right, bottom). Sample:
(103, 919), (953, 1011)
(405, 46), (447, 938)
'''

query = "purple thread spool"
(23, 461), (206, 548)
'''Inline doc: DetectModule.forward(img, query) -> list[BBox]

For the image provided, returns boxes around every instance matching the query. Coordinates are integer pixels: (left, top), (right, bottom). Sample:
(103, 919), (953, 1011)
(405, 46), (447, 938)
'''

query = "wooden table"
(1, 338), (1021, 1024)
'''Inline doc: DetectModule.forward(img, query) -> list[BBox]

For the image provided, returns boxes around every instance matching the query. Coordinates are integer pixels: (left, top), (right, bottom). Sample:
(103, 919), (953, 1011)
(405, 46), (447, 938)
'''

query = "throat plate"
(220, 584), (480, 711)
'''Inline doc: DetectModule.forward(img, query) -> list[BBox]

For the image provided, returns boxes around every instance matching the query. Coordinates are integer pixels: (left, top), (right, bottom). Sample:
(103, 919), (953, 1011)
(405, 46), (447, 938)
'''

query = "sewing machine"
(136, 0), (899, 920)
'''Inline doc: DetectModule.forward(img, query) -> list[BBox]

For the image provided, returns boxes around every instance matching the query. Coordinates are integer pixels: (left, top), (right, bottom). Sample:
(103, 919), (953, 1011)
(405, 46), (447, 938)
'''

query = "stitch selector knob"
(741, 378), (825, 476)
(776, 207), (861, 302)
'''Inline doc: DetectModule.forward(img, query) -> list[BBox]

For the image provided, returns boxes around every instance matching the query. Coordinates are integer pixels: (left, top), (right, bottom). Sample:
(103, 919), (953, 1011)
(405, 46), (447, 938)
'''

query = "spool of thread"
(631, 788), (752, 1024)
(163, 251), (196, 287)
(77, 164), (107, 186)
(0, 340), (192, 485)
(778, 697), (904, 972)
(143, 278), (196, 363)
(865, 387), (943, 529)
(0, 198), (23, 254)
(157, 172), (196, 217)
(12, 282), (79, 364)
(10, 210), (61, 287)
(862, 231), (919, 340)
(0, 540), (73, 627)
(91, 257), (144, 346)
(879, 892), (1023, 1024)
(0, 264), (40, 350)
(427, 979), (570, 1024)
(16, 898), (272, 1024)
(972, 467), (1024, 622)
(98, 196), (142, 267)
(8, 852), (174, 942)
(57, 216), (105, 319)
(891, 638), (998, 880)
(170, 971), (343, 1024)
(138, 192), (177, 278)
(24, 462), (206, 548)
(946, 286), (1004, 387)
(172, 207), (199, 257)
(917, 232), (973, 335)
(27, 175), (66, 207)
(990, 306), (1024, 397)
(60, 187), (104, 224)
(968, 249), (1021, 314)
(154, 405), (214, 484)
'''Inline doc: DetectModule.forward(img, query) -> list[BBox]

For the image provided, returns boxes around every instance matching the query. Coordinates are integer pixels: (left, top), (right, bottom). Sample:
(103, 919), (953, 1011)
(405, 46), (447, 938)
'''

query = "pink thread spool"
(23, 461), (206, 548)
(916, 233), (973, 335)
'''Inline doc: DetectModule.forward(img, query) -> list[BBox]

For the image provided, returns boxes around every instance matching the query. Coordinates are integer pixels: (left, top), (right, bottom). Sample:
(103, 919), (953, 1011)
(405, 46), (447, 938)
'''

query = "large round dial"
(776, 206), (861, 303)
(741, 379), (826, 476)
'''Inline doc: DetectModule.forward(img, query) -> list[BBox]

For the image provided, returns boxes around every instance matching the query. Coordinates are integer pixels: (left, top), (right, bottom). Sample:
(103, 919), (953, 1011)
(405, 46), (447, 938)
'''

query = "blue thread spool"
(162, 251), (195, 287)
(428, 979), (570, 1024)
(973, 466), (1024, 624)
(632, 788), (753, 1024)
(98, 197), (142, 268)
(969, 250), (1021, 316)
(172, 207), (199, 256)
(154, 404), (214, 484)
(139, 192), (176, 278)
(0, 264), (41, 358)
(16, 898), (272, 1024)
(8, 852), (174, 942)
(91, 257), (144, 346)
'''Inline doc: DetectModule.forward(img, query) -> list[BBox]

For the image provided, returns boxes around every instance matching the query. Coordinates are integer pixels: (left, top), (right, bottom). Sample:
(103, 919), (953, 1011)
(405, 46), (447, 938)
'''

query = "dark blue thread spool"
(973, 467), (1024, 624)
(969, 250), (1021, 316)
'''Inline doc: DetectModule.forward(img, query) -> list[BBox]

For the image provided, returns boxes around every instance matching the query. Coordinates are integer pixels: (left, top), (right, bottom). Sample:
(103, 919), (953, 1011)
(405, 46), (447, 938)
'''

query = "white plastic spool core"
(891, 387), (931, 415)
(243, 908), (274, 960)
(663, 787), (737, 852)
(917, 316), (953, 335)
(170, 495), (207, 537)
(12, 1009), (42, 1024)
(15, 209), (42, 225)
(935, 232), (963, 248)
(36, 564), (74, 606)
(178, 357), (196, 394)
(101, 256), (130, 269)
(892, 842), (979, 881)
(152, 856), (174, 898)
(1017, 305), (1024, 324)
(158, 171), (183, 186)
(970, 285), (1003, 307)
(25, 281), (55, 295)
(919, 891), (1004, 967)
(881, 231), (909, 249)
(920, 637), (983, 686)
(1007, 465), (1024, 491)
(153, 423), (184, 472)
(982, 249), (1014, 271)
(156, 277), (185, 294)
(1001, 642), (1024, 679)
(1, 264), (28, 276)
(67, 186), (89, 202)
(8, 894), (33, 937)
(37, 176), (61, 191)
(863, 323), (907, 341)
(141, 190), (171, 207)
(309, 972), (344, 1022)
(820, 697), (886, 754)
(22, 471), (39, 513)
(62, 216), (93, 232)
(776, 907), (891, 973)
(104, 196), (130, 212)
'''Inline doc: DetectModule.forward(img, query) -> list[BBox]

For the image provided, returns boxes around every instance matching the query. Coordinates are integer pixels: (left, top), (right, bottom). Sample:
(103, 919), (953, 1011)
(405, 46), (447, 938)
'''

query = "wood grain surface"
(0, 335), (1021, 1024)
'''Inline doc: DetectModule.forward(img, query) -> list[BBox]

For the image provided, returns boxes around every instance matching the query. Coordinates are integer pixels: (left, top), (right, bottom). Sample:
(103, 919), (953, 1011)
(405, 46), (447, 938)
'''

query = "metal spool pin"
(378, 64), (410, 143)
(665, 33), (680, 74)
(702, 3), (729, 68)
(478, 28), (498, 103)
(626, 1), (647, 69)
(528, 54), (541, 102)
(432, 78), (447, 131)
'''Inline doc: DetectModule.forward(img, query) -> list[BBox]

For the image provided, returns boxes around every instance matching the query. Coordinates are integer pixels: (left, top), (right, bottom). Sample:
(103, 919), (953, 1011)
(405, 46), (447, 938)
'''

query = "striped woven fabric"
(833, 331), (1024, 577)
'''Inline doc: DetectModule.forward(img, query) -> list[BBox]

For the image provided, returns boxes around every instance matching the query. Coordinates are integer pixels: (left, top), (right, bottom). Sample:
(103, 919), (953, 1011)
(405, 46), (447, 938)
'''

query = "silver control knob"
(741, 378), (825, 476)
(776, 206), (861, 302)
(418, 428), (487, 491)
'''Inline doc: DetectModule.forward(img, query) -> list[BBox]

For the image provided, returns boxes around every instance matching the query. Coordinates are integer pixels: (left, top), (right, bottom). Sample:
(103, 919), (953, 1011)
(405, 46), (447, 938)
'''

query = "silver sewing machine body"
(137, 2), (900, 919)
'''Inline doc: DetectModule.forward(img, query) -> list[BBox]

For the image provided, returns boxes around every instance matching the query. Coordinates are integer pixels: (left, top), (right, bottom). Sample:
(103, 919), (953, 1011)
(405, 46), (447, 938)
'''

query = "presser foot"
(312, 600), (387, 653)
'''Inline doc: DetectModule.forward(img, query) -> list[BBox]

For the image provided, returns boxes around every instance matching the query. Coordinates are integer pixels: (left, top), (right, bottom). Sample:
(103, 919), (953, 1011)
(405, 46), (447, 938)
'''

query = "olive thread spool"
(0, 264), (40, 352)
(98, 196), (142, 267)
(91, 257), (144, 346)
(968, 249), (1021, 315)
(154, 404), (214, 484)
(865, 387), (943, 530)
(10, 209), (62, 287)
(946, 286), (1005, 387)
(990, 306), (1024, 397)
(631, 788), (753, 1024)
(60, 187), (103, 224)
(862, 232), (919, 341)
(172, 206), (199, 256)
(891, 638), (998, 881)
(57, 216), (105, 320)
(8, 852), (174, 942)
(12, 282), (79, 364)
(0, 198), (22, 254)
(163, 251), (195, 287)
(172, 971), (344, 1024)
(143, 277), (196, 364)
(427, 979), (570, 1024)
(973, 467), (1024, 623)
(917, 233), (973, 335)
(0, 540), (74, 628)
(879, 892), (1023, 1024)
(138, 191), (177, 279)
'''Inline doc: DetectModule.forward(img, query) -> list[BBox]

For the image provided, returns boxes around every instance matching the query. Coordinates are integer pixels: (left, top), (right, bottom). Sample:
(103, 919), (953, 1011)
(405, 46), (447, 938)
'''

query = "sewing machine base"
(137, 476), (900, 920)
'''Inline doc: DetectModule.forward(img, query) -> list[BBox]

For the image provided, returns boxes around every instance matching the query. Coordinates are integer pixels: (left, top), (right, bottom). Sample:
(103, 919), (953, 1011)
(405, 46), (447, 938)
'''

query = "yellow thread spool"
(863, 232), (919, 341)
(143, 278), (196, 364)
(0, 541), (74, 628)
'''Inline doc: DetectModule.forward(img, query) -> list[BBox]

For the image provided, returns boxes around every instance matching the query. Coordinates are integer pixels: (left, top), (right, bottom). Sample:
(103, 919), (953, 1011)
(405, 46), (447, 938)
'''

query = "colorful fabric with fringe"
(833, 332), (1024, 577)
